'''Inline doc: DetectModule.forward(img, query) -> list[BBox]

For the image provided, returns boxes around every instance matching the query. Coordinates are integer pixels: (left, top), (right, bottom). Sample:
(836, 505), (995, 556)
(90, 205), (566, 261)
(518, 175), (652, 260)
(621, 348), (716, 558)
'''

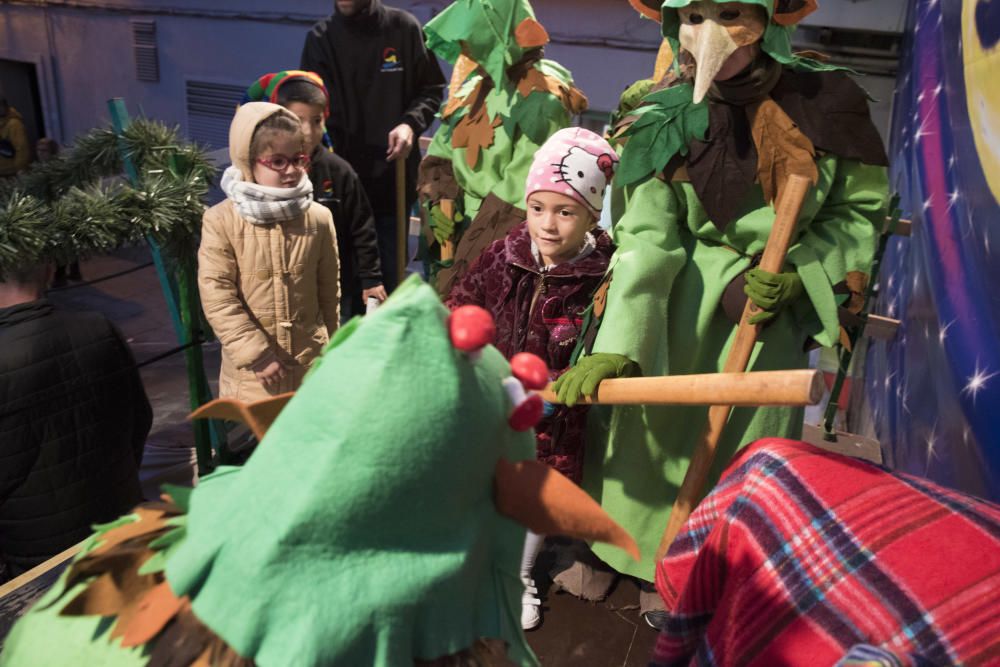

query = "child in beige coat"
(198, 102), (339, 402)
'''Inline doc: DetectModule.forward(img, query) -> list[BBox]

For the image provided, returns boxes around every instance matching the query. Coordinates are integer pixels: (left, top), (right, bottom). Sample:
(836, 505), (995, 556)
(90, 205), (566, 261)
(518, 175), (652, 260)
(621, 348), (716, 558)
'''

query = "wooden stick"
(395, 157), (407, 285)
(0, 542), (81, 599)
(440, 199), (456, 262)
(654, 174), (813, 563)
(540, 369), (824, 407)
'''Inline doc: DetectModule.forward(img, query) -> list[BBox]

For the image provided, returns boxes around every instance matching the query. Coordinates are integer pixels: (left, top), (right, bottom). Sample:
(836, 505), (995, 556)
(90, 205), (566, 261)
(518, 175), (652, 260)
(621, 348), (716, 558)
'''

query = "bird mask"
(628, 0), (820, 102)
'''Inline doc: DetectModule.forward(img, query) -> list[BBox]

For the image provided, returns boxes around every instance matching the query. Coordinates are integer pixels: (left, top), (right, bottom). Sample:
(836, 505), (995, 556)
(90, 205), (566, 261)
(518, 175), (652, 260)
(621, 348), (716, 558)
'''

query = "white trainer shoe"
(521, 577), (542, 630)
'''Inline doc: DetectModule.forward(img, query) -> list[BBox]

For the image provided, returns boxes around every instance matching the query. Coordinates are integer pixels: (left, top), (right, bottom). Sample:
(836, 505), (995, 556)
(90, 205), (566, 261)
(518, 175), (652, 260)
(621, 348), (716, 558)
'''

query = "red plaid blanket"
(651, 439), (1000, 667)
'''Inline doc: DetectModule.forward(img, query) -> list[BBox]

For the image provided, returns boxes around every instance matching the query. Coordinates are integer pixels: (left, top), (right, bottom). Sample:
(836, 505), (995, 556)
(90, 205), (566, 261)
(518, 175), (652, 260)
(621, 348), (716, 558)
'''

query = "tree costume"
(417, 0), (588, 296)
(0, 277), (638, 667)
(555, 0), (889, 582)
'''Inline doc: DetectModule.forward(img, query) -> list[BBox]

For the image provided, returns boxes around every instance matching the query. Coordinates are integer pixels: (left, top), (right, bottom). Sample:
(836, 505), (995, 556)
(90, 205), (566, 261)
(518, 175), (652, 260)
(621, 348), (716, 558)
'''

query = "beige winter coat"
(198, 102), (340, 402)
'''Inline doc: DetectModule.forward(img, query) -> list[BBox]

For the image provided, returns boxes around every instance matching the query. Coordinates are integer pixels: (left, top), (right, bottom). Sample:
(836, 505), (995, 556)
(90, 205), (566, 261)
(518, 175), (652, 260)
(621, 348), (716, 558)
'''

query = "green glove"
(552, 353), (639, 408)
(428, 204), (464, 245)
(744, 268), (804, 325)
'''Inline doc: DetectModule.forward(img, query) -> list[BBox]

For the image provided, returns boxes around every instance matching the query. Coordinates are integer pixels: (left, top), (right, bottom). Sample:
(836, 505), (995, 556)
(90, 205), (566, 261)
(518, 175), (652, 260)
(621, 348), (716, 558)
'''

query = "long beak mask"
(678, 2), (767, 104)
(495, 458), (640, 561)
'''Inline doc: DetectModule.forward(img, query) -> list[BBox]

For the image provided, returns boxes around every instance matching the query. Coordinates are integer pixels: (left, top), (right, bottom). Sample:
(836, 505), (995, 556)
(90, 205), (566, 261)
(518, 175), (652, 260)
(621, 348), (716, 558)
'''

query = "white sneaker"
(521, 577), (542, 630)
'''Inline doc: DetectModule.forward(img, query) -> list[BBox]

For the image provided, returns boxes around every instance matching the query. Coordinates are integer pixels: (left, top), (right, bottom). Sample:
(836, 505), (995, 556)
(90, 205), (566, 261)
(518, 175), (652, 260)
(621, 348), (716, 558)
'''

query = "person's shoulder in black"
(0, 297), (152, 580)
(309, 149), (383, 292)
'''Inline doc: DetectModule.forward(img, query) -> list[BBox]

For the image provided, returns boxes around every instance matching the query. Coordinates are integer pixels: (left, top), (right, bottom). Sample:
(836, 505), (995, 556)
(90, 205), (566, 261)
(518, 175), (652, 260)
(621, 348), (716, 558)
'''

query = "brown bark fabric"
(686, 103), (758, 227)
(434, 193), (525, 297)
(676, 69), (889, 230)
(417, 155), (463, 207)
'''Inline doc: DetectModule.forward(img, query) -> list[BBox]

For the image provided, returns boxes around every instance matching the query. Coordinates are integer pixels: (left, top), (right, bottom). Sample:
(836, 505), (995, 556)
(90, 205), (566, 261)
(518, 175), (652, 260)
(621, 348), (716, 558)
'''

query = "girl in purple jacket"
(446, 127), (618, 630)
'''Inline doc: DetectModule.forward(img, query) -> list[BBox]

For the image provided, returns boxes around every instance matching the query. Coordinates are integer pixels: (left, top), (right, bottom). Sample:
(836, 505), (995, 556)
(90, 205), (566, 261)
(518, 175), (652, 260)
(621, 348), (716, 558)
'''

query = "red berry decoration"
(449, 306), (496, 352)
(510, 353), (549, 390)
(508, 394), (544, 432)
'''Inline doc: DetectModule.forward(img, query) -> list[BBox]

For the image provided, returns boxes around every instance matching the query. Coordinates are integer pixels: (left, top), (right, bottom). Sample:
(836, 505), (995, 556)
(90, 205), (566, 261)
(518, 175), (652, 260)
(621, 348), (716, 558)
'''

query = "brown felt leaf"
(62, 560), (159, 618)
(89, 507), (169, 557)
(747, 97), (818, 207)
(516, 68), (588, 115)
(773, 0), (818, 26)
(119, 581), (185, 648)
(451, 105), (502, 169)
(448, 54), (479, 100)
(653, 40), (675, 82)
(514, 17), (549, 49)
(443, 77), (487, 121)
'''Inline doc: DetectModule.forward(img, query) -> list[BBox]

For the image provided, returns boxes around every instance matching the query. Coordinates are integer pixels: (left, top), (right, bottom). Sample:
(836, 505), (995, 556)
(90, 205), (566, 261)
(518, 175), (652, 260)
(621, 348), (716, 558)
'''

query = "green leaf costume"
(0, 278), (543, 666)
(578, 0), (890, 580)
(417, 0), (588, 296)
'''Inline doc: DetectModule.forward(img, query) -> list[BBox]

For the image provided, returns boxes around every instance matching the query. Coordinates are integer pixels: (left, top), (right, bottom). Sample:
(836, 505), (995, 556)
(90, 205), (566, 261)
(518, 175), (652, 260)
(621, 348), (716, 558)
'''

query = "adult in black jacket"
(0, 266), (152, 582)
(301, 0), (446, 291)
(311, 148), (383, 317)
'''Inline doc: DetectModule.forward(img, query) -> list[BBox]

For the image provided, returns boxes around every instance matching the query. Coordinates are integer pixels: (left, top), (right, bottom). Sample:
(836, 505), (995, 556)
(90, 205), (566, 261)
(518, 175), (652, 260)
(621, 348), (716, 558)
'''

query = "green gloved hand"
(744, 268), (804, 325)
(428, 204), (464, 245)
(552, 353), (640, 408)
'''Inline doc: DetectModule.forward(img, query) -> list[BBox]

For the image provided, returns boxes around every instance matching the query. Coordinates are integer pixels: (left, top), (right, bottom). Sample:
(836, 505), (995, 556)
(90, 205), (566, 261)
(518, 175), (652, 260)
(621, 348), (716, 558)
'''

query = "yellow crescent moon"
(963, 0), (1000, 205)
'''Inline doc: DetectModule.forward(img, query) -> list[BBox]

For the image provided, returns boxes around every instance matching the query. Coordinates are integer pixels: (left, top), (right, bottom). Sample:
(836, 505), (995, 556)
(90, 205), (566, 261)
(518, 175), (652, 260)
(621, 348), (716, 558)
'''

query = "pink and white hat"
(526, 127), (619, 216)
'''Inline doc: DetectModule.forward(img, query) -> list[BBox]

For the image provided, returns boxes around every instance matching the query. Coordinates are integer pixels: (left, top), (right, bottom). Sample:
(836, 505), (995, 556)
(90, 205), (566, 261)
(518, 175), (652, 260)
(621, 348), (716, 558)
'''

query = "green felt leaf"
(616, 84), (708, 187)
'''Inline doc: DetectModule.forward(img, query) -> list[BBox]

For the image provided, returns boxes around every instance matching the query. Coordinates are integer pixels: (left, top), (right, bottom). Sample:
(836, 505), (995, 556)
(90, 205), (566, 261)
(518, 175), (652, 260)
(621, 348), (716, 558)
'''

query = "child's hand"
(253, 356), (287, 391)
(363, 285), (388, 303)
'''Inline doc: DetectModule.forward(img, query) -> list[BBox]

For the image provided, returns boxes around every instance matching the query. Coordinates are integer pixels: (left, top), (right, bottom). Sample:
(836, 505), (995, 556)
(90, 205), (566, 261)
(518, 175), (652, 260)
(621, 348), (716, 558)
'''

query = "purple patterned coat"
(445, 221), (614, 484)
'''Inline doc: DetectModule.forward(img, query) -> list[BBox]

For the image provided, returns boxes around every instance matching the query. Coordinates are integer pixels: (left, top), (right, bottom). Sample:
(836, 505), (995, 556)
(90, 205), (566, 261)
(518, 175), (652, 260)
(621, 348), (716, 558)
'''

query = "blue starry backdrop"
(867, 0), (1000, 500)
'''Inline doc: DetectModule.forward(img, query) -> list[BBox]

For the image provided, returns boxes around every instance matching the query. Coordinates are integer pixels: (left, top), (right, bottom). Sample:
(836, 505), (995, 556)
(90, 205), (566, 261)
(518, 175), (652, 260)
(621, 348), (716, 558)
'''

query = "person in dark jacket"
(445, 127), (618, 630)
(0, 264), (152, 583)
(301, 0), (446, 291)
(245, 71), (387, 317)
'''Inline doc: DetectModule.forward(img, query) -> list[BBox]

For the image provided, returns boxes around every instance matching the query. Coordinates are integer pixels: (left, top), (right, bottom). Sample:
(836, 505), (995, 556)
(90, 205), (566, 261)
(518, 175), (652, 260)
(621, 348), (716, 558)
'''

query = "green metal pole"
(107, 98), (216, 474)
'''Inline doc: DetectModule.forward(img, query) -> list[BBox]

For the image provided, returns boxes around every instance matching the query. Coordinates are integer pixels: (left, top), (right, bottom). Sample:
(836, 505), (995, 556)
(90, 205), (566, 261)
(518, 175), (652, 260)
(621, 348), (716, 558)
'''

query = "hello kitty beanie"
(526, 127), (619, 216)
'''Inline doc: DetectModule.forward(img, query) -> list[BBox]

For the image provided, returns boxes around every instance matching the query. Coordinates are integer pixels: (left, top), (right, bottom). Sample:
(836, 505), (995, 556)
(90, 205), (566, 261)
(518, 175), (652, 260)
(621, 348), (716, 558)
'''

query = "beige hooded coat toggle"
(198, 102), (340, 402)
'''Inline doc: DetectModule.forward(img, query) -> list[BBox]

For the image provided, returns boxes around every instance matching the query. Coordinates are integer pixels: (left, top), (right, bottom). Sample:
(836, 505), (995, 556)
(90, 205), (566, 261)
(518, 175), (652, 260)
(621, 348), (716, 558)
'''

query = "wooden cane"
(439, 199), (457, 261)
(539, 369), (824, 408)
(654, 174), (813, 563)
(395, 157), (407, 285)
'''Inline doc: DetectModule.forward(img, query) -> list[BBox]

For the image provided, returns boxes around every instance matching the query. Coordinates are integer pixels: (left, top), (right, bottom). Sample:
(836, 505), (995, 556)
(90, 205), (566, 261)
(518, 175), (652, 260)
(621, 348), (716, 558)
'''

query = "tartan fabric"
(651, 438), (1000, 667)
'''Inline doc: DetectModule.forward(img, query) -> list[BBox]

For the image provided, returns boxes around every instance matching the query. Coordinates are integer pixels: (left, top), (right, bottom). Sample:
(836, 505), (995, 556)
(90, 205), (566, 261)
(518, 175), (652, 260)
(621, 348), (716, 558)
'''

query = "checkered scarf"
(221, 166), (313, 226)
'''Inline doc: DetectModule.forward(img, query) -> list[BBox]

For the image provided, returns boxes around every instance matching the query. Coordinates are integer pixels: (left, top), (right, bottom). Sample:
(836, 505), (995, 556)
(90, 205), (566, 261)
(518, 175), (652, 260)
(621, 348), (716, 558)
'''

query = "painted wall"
(1, 0), (904, 149)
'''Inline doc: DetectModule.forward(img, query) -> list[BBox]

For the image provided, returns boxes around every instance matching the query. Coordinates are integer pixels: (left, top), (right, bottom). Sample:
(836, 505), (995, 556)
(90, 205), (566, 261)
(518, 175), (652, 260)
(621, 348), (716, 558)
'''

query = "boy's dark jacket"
(0, 300), (151, 579)
(445, 222), (614, 484)
(301, 0), (446, 214)
(310, 148), (382, 311)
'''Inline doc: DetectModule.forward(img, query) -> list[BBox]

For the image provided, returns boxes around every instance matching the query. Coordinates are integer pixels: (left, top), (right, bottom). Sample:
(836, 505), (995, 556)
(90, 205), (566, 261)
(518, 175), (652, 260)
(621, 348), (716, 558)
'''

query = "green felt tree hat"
(627, 0), (820, 68)
(425, 0), (550, 88)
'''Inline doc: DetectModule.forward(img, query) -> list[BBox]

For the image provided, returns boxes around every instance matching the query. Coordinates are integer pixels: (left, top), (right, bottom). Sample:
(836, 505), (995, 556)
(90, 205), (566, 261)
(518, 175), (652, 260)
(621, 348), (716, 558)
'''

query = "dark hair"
(249, 112), (305, 162)
(2, 263), (48, 287)
(276, 80), (327, 111)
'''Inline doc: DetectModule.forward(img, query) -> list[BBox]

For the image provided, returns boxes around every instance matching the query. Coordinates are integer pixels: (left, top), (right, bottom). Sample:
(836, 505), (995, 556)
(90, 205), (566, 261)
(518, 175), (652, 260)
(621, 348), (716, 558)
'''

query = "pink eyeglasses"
(256, 153), (311, 172)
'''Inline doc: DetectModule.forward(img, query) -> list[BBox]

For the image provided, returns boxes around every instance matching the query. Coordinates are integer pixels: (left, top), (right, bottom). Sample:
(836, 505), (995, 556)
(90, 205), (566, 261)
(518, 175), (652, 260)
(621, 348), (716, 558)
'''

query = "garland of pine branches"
(0, 119), (215, 278)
